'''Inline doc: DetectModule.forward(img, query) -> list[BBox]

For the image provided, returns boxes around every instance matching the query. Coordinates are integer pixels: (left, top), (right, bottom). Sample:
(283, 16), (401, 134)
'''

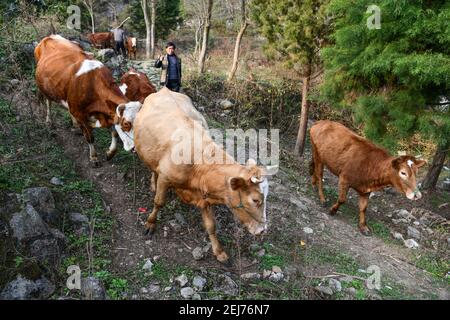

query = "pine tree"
(321, 0), (450, 189)
(251, 0), (332, 157)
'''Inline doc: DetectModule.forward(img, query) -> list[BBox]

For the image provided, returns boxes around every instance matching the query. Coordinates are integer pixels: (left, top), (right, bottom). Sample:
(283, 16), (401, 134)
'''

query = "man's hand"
(159, 55), (164, 61)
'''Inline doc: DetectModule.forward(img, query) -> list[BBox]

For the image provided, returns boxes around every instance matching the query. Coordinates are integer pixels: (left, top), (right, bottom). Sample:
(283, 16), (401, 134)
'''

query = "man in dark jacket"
(154, 42), (182, 92)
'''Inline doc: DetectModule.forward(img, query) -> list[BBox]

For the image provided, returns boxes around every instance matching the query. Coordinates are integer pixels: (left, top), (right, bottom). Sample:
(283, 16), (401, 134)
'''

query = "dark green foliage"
(321, 0), (450, 151)
(128, 0), (182, 41)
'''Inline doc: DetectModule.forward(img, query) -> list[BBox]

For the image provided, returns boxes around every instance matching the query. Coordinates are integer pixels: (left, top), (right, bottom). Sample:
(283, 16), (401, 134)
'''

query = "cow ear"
(391, 157), (402, 170)
(230, 177), (247, 191)
(414, 159), (427, 168)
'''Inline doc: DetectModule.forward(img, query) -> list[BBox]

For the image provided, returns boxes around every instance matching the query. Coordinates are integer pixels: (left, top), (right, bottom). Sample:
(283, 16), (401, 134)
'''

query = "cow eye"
(400, 171), (407, 176)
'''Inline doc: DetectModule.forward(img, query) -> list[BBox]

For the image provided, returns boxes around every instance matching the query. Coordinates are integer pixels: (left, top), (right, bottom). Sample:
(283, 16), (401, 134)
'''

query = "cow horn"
(116, 104), (126, 117)
(251, 176), (263, 184)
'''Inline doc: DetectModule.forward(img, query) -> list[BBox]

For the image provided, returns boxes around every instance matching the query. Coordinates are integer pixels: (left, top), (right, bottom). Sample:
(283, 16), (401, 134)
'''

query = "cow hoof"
(216, 251), (230, 264)
(359, 226), (372, 236)
(329, 208), (338, 216)
(106, 151), (117, 161)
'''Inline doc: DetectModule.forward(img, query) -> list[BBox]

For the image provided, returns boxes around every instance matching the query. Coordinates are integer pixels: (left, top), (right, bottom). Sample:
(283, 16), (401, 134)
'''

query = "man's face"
(166, 46), (175, 55)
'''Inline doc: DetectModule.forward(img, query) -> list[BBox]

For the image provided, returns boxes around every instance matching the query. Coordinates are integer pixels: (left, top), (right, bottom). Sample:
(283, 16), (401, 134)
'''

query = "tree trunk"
(422, 143), (449, 189)
(141, 0), (151, 59)
(294, 64), (311, 157)
(194, 19), (203, 58)
(83, 1), (95, 33)
(150, 0), (156, 59)
(227, 0), (247, 82)
(198, 0), (213, 74)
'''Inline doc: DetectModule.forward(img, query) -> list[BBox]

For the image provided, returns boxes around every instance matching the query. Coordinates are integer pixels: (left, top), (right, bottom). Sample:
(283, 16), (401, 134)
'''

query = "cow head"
(114, 101), (142, 151)
(227, 159), (276, 235)
(391, 156), (426, 200)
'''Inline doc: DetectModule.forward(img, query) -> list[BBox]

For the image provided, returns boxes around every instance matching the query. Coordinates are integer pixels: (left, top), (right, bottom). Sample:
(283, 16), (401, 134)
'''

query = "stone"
(98, 48), (115, 60)
(269, 272), (284, 282)
(192, 293), (201, 300)
(29, 238), (60, 267)
(0, 275), (54, 299)
(447, 238), (450, 246)
(192, 276), (207, 290)
(50, 177), (63, 186)
(68, 212), (90, 236)
(176, 274), (189, 287)
(256, 249), (265, 257)
(397, 209), (413, 221)
(147, 284), (160, 295)
(303, 227), (313, 234)
(316, 285), (333, 296)
(442, 179), (450, 191)
(10, 204), (49, 241)
(218, 99), (234, 109)
(49, 228), (68, 247)
(22, 187), (59, 225)
(404, 239), (419, 249)
(407, 226), (421, 240)
(272, 266), (282, 273)
(392, 232), (404, 241)
(213, 275), (238, 296)
(142, 259), (153, 272)
(240, 273), (260, 280)
(174, 212), (187, 225)
(180, 287), (194, 299)
(192, 247), (204, 260)
(262, 270), (272, 278)
(81, 277), (106, 300)
(346, 287), (357, 296)
(328, 278), (342, 293)
(10, 79), (20, 86)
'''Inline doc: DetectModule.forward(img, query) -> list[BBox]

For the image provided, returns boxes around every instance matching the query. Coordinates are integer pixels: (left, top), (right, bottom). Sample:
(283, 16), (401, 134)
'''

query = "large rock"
(98, 48), (115, 60)
(22, 187), (59, 226)
(29, 238), (61, 267)
(81, 277), (106, 300)
(407, 226), (421, 240)
(9, 204), (50, 242)
(0, 275), (55, 299)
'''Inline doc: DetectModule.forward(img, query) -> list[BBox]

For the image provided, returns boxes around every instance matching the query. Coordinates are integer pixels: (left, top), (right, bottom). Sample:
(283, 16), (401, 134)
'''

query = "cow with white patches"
(34, 35), (142, 166)
(310, 120), (426, 235)
(133, 87), (273, 263)
(119, 69), (156, 104)
(125, 37), (137, 60)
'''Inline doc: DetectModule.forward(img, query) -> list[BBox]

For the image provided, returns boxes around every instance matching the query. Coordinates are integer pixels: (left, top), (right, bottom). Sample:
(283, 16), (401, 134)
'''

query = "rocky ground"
(0, 51), (448, 300)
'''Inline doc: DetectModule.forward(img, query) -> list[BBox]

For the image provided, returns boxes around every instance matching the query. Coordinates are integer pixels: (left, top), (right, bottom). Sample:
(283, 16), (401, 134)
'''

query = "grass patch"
(414, 254), (449, 284)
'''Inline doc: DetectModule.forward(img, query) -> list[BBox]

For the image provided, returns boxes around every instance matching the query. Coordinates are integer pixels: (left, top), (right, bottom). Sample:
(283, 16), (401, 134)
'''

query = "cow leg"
(201, 206), (229, 263)
(150, 172), (158, 193)
(106, 127), (118, 160)
(144, 176), (169, 235)
(358, 193), (371, 236)
(330, 178), (349, 215)
(79, 124), (100, 166)
(315, 160), (325, 205)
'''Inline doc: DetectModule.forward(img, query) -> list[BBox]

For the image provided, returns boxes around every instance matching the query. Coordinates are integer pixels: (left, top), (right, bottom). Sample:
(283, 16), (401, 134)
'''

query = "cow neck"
(365, 156), (395, 190)
(190, 163), (242, 204)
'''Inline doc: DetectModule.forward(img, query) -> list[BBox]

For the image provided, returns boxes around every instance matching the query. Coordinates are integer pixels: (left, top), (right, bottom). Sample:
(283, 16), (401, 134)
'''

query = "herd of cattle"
(33, 35), (426, 263)
(88, 31), (137, 59)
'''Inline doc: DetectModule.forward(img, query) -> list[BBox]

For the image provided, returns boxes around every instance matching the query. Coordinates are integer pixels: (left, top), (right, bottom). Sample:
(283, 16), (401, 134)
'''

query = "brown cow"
(125, 37), (137, 60)
(310, 120), (426, 235)
(87, 32), (114, 49)
(119, 69), (156, 104)
(134, 87), (272, 263)
(34, 35), (142, 165)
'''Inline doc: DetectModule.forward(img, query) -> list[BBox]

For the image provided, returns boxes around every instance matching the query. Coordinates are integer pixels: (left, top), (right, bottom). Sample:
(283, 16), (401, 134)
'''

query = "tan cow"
(310, 120), (426, 235)
(134, 87), (270, 263)
(35, 35), (142, 165)
(125, 37), (137, 60)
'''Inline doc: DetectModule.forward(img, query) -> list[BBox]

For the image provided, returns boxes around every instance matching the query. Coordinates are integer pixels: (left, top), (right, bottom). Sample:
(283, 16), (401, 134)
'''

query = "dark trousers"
(115, 41), (126, 57)
(165, 79), (180, 92)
